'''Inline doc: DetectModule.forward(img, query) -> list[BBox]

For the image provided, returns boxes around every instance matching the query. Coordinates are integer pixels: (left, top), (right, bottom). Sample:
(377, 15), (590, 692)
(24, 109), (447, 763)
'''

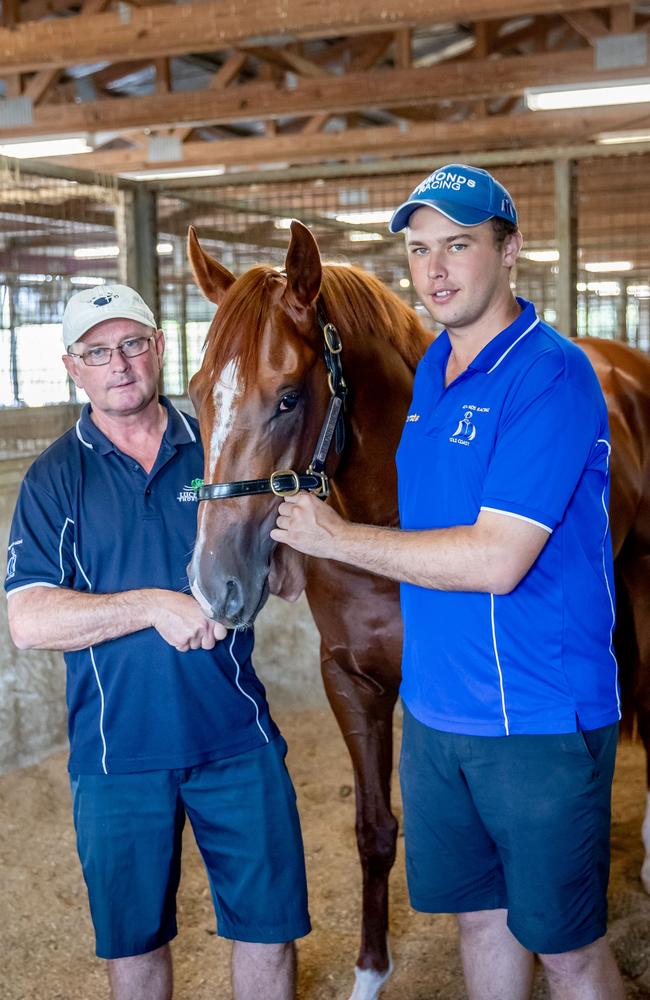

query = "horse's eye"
(278, 392), (300, 414)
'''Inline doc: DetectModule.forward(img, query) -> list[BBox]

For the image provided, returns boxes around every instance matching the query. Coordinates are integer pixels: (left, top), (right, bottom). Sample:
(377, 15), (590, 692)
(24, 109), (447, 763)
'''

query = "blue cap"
(389, 164), (518, 233)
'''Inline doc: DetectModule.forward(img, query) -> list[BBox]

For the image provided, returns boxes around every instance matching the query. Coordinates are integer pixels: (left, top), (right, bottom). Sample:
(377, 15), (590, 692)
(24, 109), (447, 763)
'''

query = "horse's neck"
(329, 335), (418, 526)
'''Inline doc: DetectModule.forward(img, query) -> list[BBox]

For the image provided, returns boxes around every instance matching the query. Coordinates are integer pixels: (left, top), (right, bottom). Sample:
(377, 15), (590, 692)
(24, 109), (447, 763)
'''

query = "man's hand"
(149, 591), (227, 651)
(270, 493), (348, 558)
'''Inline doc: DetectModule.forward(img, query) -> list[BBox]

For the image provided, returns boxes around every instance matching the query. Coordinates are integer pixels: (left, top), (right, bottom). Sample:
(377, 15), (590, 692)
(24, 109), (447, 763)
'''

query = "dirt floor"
(3, 708), (650, 1000)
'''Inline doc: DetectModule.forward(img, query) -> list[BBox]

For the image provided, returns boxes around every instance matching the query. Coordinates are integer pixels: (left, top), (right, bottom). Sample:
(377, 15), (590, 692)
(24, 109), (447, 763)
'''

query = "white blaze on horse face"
(208, 359), (242, 473)
(195, 358), (242, 565)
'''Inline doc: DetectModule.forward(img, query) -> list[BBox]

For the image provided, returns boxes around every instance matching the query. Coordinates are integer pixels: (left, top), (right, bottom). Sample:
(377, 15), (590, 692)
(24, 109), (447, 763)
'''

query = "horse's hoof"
(348, 959), (394, 1000)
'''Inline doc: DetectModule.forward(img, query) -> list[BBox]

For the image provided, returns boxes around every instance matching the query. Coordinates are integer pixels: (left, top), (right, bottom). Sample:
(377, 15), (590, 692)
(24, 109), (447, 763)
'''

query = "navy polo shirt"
(5, 397), (278, 773)
(396, 299), (620, 736)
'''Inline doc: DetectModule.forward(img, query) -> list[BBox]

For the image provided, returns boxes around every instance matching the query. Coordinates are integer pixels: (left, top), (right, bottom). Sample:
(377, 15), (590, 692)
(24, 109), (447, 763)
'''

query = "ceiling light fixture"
(597, 130), (650, 145)
(577, 280), (622, 295)
(348, 231), (383, 242)
(584, 260), (633, 272)
(336, 210), (393, 224)
(526, 79), (650, 110)
(119, 165), (227, 181)
(73, 245), (119, 259)
(0, 135), (93, 158)
(520, 250), (560, 262)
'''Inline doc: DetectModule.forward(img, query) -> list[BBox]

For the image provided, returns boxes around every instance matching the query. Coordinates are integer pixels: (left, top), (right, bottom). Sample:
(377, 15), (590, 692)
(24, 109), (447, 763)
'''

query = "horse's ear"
(282, 220), (322, 311)
(187, 225), (236, 306)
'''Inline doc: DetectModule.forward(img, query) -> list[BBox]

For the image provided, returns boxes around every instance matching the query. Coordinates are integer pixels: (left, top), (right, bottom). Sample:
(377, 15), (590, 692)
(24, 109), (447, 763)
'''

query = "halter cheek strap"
(195, 302), (347, 501)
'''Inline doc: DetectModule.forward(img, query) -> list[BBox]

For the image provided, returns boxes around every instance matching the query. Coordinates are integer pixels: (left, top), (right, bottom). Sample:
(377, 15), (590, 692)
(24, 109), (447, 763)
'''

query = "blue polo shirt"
(396, 298), (620, 736)
(5, 397), (278, 773)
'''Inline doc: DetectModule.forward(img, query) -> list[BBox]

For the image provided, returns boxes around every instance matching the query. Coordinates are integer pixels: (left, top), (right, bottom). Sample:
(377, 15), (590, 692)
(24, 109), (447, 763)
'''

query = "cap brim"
(64, 307), (157, 349)
(388, 198), (494, 233)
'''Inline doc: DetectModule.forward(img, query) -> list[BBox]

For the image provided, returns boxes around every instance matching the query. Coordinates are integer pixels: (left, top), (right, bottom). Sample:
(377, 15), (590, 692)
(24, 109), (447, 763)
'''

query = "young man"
(5, 284), (310, 1000)
(270, 165), (624, 1000)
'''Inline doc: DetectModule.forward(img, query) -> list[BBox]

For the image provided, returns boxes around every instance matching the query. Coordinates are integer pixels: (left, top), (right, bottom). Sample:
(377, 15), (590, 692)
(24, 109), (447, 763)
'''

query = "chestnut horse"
(187, 220), (650, 999)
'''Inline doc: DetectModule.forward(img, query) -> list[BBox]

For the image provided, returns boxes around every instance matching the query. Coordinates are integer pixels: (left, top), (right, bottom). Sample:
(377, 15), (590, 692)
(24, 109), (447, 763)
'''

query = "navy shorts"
(399, 704), (618, 954)
(71, 735), (311, 959)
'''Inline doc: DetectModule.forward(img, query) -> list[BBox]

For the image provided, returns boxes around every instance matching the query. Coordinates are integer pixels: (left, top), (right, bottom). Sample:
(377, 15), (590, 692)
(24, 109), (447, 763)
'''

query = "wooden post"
(554, 158), (578, 338)
(7, 281), (21, 405)
(115, 185), (161, 385)
(179, 275), (189, 396)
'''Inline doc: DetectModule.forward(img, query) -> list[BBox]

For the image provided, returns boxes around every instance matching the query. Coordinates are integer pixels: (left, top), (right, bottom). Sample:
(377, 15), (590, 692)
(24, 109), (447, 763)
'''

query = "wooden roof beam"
(563, 10), (609, 41)
(243, 45), (327, 79)
(394, 29), (411, 70)
(24, 0), (114, 106)
(1, 48), (643, 139)
(610, 4), (635, 32)
(49, 105), (650, 173)
(0, 0), (627, 75)
(172, 51), (247, 144)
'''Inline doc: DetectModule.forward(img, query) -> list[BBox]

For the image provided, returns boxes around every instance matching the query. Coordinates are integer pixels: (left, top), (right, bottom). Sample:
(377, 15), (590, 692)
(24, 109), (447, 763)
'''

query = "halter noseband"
(194, 302), (347, 502)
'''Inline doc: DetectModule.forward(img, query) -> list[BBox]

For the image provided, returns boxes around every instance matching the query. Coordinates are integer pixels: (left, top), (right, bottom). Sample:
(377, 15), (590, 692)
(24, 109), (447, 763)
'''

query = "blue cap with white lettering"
(389, 163), (518, 233)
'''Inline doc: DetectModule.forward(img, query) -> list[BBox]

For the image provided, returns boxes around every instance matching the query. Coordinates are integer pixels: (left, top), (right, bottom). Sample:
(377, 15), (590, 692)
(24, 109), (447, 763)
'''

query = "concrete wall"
(0, 404), (324, 774)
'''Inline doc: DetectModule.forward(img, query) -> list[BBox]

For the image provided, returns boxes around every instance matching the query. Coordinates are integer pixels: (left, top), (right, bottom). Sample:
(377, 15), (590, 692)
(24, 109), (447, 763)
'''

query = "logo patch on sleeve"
(6, 538), (22, 579)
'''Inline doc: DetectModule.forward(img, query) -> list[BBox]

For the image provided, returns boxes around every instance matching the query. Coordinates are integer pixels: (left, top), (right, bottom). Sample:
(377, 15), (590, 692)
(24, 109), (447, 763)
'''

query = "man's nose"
(110, 348), (131, 371)
(427, 253), (446, 280)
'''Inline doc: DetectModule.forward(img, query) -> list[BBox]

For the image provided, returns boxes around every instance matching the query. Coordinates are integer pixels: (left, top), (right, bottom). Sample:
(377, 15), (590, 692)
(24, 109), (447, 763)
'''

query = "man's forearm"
(328, 521), (508, 592)
(7, 586), (159, 651)
(271, 496), (550, 594)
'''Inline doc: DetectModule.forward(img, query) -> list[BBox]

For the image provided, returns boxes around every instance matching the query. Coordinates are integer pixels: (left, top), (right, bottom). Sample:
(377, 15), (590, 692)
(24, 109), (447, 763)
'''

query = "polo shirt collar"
(426, 297), (540, 379)
(76, 395), (197, 454)
(468, 298), (540, 374)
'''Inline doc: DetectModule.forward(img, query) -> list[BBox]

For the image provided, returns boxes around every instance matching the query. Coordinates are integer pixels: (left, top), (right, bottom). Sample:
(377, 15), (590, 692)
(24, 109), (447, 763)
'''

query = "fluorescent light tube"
(526, 79), (650, 110)
(0, 136), (92, 158)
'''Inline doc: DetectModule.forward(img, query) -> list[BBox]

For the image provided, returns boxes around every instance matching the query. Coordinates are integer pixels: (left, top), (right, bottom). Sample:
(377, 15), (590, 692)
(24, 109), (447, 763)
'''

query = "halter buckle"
(269, 468), (301, 497)
(323, 322), (342, 354)
(307, 467), (331, 498)
(327, 371), (347, 397)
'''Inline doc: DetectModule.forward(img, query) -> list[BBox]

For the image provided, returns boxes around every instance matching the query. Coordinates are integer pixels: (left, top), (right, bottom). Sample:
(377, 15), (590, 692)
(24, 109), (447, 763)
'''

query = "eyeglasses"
(68, 335), (156, 367)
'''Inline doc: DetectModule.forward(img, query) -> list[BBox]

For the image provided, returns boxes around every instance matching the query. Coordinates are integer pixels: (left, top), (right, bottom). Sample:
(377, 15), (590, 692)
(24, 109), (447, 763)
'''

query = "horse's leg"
(621, 552), (650, 891)
(321, 652), (399, 1000)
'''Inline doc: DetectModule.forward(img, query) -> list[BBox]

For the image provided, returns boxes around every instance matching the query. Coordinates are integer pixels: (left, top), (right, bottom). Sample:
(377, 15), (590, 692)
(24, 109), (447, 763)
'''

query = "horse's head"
(187, 221), (332, 627)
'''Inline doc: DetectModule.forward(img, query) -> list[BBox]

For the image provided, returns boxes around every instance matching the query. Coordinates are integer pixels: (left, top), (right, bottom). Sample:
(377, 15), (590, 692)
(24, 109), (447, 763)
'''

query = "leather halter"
(194, 302), (347, 502)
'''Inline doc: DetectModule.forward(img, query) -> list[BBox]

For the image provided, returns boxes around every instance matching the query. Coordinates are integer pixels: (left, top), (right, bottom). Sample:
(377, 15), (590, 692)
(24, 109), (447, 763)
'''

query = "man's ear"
(503, 229), (523, 268)
(62, 353), (82, 387)
(154, 328), (165, 364)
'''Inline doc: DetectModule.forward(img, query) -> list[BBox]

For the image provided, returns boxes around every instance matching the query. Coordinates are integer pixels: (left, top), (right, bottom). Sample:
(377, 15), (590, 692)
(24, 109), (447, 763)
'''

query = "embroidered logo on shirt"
(451, 411), (477, 442)
(6, 538), (22, 579)
(405, 413), (420, 423)
(177, 484), (199, 503)
(449, 404), (490, 446)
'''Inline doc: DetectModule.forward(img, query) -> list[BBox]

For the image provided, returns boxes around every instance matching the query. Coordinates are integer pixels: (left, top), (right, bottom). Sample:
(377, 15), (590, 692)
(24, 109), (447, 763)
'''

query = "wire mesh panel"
(159, 155), (649, 396)
(1, 153), (648, 408)
(577, 153), (650, 350)
(158, 163), (567, 391)
(0, 162), (122, 407)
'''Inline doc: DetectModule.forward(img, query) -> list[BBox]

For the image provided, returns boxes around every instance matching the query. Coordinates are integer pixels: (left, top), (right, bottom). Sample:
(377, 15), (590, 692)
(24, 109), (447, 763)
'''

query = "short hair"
(491, 216), (519, 249)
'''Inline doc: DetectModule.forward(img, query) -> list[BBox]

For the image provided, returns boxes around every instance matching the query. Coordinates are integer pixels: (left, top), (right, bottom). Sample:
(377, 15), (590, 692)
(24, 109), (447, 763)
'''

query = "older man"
(5, 284), (309, 1000)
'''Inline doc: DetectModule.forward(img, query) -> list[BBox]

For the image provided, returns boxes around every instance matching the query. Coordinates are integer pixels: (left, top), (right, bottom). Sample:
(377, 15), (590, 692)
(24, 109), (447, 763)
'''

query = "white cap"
(62, 284), (157, 350)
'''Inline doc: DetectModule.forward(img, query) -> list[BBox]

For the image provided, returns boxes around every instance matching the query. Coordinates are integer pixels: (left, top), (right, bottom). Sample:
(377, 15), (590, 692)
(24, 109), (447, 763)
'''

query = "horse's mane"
(202, 262), (431, 386)
(320, 263), (431, 371)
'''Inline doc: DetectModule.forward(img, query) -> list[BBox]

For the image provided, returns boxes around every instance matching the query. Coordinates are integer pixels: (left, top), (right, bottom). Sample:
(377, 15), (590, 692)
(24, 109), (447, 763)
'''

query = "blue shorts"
(399, 704), (618, 954)
(71, 735), (311, 959)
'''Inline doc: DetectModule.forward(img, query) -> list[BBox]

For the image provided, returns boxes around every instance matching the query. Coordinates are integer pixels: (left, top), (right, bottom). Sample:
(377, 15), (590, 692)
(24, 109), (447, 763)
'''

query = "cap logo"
(501, 197), (515, 219)
(91, 291), (119, 308)
(414, 170), (477, 195)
